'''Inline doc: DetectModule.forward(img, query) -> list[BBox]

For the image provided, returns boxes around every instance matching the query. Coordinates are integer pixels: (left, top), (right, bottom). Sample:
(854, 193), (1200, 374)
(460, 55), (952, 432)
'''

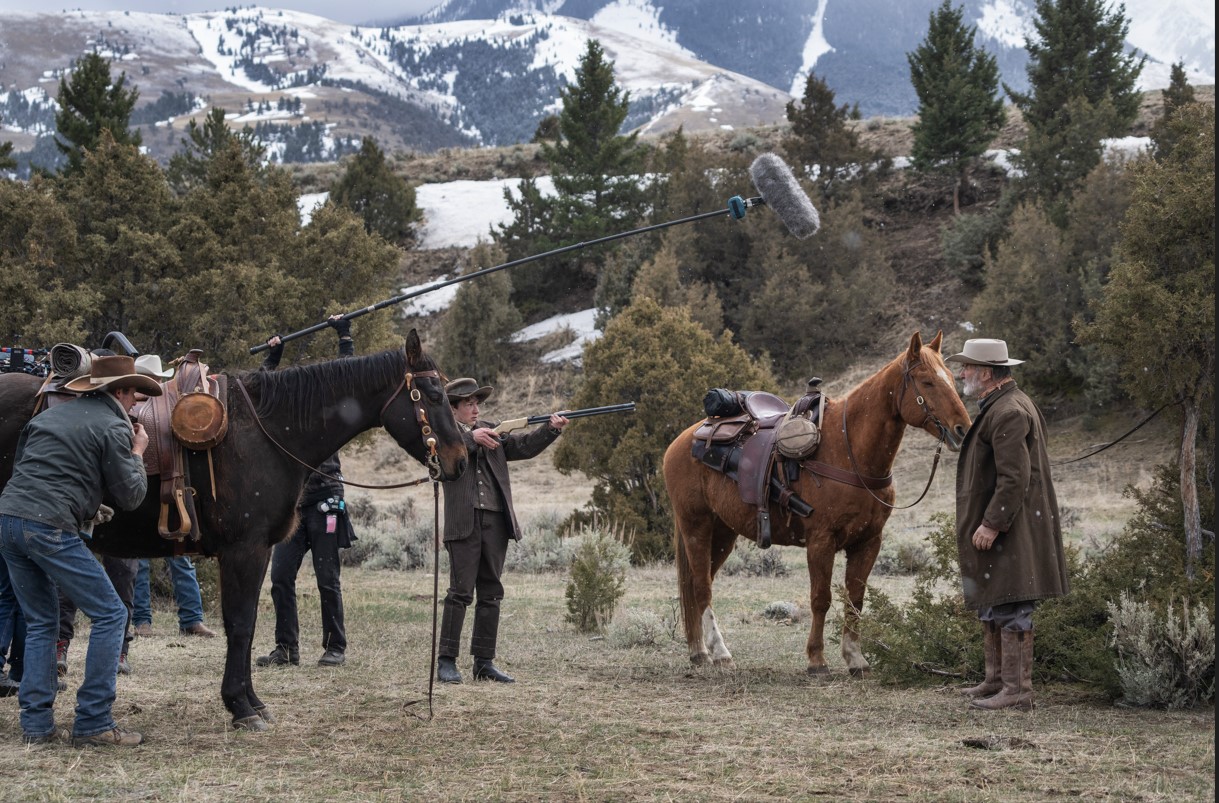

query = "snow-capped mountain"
(0, 0), (1212, 172)
(0, 5), (792, 169)
(410, 0), (1216, 116)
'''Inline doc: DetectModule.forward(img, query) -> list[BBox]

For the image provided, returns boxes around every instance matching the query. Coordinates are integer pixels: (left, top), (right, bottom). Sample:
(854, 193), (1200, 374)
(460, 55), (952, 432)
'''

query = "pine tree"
(1151, 62), (1197, 160)
(907, 0), (1006, 214)
(500, 38), (646, 310)
(1006, 0), (1143, 221)
(437, 242), (523, 383)
(1079, 103), (1215, 580)
(54, 52), (142, 175)
(783, 72), (862, 189)
(166, 107), (265, 194)
(54, 129), (179, 351)
(330, 136), (420, 247)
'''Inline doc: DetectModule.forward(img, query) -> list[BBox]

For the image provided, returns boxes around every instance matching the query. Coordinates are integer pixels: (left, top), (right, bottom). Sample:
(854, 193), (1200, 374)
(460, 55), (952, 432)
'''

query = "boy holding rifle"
(437, 378), (569, 684)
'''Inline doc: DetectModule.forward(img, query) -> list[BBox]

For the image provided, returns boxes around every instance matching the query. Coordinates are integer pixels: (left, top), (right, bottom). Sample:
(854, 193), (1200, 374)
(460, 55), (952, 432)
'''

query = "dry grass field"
(2, 398), (1210, 802)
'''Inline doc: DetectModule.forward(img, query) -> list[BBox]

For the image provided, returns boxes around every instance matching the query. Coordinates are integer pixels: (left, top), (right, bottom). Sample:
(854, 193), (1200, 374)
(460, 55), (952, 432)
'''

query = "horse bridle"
(841, 358), (945, 510)
(237, 364), (444, 489)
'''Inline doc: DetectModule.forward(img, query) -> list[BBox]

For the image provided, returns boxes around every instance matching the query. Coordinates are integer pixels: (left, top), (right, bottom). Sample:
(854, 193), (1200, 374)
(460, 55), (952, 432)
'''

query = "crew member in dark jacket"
(948, 338), (1069, 712)
(0, 355), (158, 747)
(256, 316), (357, 669)
(437, 378), (568, 685)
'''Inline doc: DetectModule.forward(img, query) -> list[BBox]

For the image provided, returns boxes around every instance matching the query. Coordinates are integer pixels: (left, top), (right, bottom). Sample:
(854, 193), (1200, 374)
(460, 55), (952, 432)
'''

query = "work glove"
(81, 504), (115, 539)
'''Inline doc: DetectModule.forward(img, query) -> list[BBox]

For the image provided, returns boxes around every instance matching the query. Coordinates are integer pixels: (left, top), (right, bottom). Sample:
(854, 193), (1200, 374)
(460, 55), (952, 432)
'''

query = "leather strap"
(800, 459), (893, 490)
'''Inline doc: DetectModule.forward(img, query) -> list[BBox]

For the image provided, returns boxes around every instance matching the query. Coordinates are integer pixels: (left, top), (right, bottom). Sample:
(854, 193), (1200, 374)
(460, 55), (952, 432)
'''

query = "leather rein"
(834, 358), (947, 510)
(236, 367), (443, 490)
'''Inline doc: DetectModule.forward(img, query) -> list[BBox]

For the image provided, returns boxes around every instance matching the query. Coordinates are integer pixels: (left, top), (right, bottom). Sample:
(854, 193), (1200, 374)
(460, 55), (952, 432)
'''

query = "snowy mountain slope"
(411, 0), (1215, 117)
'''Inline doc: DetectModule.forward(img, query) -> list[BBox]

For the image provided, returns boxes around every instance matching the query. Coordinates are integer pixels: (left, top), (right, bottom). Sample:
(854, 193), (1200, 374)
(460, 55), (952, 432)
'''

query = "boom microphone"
(749, 153), (821, 239)
(252, 154), (821, 353)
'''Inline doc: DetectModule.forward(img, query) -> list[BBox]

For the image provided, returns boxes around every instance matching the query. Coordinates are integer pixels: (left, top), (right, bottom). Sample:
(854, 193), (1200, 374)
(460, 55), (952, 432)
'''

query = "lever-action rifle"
(491, 402), (635, 437)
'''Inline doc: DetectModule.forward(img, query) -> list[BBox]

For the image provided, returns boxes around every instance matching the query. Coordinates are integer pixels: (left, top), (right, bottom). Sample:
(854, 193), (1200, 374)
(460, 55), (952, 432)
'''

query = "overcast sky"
(2, 1), (440, 26)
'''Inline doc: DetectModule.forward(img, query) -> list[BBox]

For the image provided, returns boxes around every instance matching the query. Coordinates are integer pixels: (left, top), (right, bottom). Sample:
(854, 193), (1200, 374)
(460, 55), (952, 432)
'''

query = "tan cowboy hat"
(63, 355), (164, 396)
(134, 354), (175, 379)
(445, 377), (493, 404)
(945, 338), (1025, 366)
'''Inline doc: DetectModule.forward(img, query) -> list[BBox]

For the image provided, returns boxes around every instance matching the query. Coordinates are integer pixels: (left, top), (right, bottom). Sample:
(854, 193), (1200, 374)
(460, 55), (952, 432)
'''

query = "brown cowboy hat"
(63, 355), (163, 396)
(945, 338), (1025, 366)
(445, 377), (493, 404)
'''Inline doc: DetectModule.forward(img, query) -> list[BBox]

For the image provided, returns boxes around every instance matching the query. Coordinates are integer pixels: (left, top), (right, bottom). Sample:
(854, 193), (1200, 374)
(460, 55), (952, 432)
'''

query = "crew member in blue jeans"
(0, 355), (158, 747)
(132, 557), (216, 638)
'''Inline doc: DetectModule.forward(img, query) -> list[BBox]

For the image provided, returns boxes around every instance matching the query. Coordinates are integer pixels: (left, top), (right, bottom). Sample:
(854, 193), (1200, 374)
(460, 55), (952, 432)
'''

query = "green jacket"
(954, 382), (1070, 610)
(0, 392), (147, 534)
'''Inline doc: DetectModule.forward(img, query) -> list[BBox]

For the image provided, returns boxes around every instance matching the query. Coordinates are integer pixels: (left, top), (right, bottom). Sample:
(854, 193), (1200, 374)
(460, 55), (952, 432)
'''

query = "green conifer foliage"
(1151, 62), (1198, 160)
(783, 72), (863, 189)
(907, 1), (1005, 214)
(553, 298), (774, 560)
(502, 39), (646, 310)
(54, 53), (142, 176)
(1006, 0), (1143, 219)
(0, 177), (95, 345)
(330, 136), (420, 247)
(1080, 103), (1215, 579)
(54, 130), (180, 353)
(437, 242), (523, 383)
(166, 107), (265, 195)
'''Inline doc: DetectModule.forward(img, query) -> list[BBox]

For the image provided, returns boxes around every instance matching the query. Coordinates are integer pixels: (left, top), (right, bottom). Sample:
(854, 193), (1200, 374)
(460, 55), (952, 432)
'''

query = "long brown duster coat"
(955, 382), (1070, 610)
(441, 421), (560, 543)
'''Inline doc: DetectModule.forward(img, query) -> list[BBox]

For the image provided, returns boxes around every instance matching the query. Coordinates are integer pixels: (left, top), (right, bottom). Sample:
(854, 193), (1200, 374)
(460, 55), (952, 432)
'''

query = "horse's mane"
(238, 347), (428, 430)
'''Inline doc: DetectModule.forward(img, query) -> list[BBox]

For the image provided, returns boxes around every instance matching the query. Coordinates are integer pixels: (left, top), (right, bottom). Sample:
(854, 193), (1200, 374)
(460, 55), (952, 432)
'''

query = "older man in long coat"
(948, 339), (1069, 711)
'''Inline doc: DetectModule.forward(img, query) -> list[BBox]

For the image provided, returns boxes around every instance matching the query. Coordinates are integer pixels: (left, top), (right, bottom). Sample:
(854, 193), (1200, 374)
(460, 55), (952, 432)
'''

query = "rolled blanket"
(50, 343), (91, 379)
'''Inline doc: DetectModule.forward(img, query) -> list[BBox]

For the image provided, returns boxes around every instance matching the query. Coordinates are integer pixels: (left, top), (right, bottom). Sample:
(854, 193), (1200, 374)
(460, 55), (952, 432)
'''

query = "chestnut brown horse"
(662, 332), (971, 676)
(0, 330), (467, 730)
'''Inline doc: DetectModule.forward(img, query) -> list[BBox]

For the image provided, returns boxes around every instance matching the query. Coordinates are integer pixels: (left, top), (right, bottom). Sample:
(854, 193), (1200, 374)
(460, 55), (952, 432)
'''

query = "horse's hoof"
(255, 705), (275, 724)
(689, 654), (711, 667)
(849, 667), (871, 679)
(712, 657), (736, 670)
(806, 665), (831, 677)
(233, 715), (269, 732)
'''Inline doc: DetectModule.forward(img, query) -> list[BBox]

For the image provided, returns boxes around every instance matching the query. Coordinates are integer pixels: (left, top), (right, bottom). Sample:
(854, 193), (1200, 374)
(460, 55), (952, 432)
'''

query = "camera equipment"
(317, 497), (345, 514)
(0, 346), (50, 377)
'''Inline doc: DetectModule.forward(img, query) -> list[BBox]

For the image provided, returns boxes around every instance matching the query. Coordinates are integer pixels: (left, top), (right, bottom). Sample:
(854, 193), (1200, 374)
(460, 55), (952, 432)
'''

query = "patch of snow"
(414, 177), (555, 250)
(790, 0), (834, 97)
(398, 275), (461, 317)
(297, 191), (329, 225)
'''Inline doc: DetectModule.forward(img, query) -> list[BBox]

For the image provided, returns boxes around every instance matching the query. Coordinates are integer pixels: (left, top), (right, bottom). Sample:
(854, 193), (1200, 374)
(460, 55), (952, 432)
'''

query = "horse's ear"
(907, 331), (923, 361)
(929, 329), (943, 353)
(405, 328), (422, 364)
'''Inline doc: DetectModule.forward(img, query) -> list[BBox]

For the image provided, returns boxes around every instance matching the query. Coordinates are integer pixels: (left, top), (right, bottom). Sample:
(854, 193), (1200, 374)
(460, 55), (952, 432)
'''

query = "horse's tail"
(673, 516), (702, 649)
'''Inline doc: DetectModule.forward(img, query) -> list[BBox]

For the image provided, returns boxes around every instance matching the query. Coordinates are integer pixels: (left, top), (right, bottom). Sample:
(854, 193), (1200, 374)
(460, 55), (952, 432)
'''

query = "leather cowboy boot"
(971, 629), (1034, 711)
(473, 657), (515, 683)
(960, 621), (1003, 699)
(436, 656), (463, 684)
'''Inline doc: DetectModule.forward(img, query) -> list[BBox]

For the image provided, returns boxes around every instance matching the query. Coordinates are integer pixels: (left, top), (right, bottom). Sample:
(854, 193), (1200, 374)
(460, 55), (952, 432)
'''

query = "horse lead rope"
(403, 478), (442, 721)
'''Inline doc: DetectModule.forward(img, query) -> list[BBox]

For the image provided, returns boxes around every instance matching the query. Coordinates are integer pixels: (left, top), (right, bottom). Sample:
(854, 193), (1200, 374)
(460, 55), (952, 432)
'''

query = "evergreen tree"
(783, 72), (863, 189)
(167, 107), (265, 194)
(552, 297), (775, 560)
(1006, 0), (1143, 221)
(54, 130), (180, 352)
(1151, 62), (1197, 160)
(1079, 103), (1215, 580)
(907, 1), (1006, 214)
(437, 242), (523, 383)
(0, 131), (13, 171)
(500, 39), (646, 311)
(329, 137), (419, 247)
(54, 52), (142, 176)
(0, 176), (96, 345)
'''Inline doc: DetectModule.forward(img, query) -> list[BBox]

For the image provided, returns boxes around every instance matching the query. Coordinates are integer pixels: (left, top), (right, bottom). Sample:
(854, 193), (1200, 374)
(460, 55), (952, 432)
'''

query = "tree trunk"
(1180, 396), (1201, 581)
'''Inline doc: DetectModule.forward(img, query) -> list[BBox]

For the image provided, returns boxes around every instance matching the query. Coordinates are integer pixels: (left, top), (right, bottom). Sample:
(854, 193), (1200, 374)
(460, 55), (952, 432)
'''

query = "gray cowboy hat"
(63, 355), (164, 396)
(445, 377), (493, 404)
(134, 354), (175, 379)
(945, 338), (1025, 366)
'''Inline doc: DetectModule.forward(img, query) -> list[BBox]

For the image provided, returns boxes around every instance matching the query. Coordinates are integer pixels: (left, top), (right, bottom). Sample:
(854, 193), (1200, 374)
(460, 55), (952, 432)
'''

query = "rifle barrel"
(524, 402), (636, 427)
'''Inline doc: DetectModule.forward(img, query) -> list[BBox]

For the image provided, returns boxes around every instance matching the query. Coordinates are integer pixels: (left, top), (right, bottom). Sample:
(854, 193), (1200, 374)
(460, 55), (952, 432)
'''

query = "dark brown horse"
(0, 330), (467, 730)
(662, 332), (971, 676)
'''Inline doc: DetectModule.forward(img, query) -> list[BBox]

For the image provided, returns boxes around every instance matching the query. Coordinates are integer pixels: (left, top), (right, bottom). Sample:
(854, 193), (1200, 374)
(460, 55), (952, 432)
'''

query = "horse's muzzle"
(942, 423), (967, 452)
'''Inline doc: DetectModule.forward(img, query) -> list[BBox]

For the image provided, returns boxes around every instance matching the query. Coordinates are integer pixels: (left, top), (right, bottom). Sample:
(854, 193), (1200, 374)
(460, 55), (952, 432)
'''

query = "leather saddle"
(135, 350), (228, 542)
(691, 380), (823, 549)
